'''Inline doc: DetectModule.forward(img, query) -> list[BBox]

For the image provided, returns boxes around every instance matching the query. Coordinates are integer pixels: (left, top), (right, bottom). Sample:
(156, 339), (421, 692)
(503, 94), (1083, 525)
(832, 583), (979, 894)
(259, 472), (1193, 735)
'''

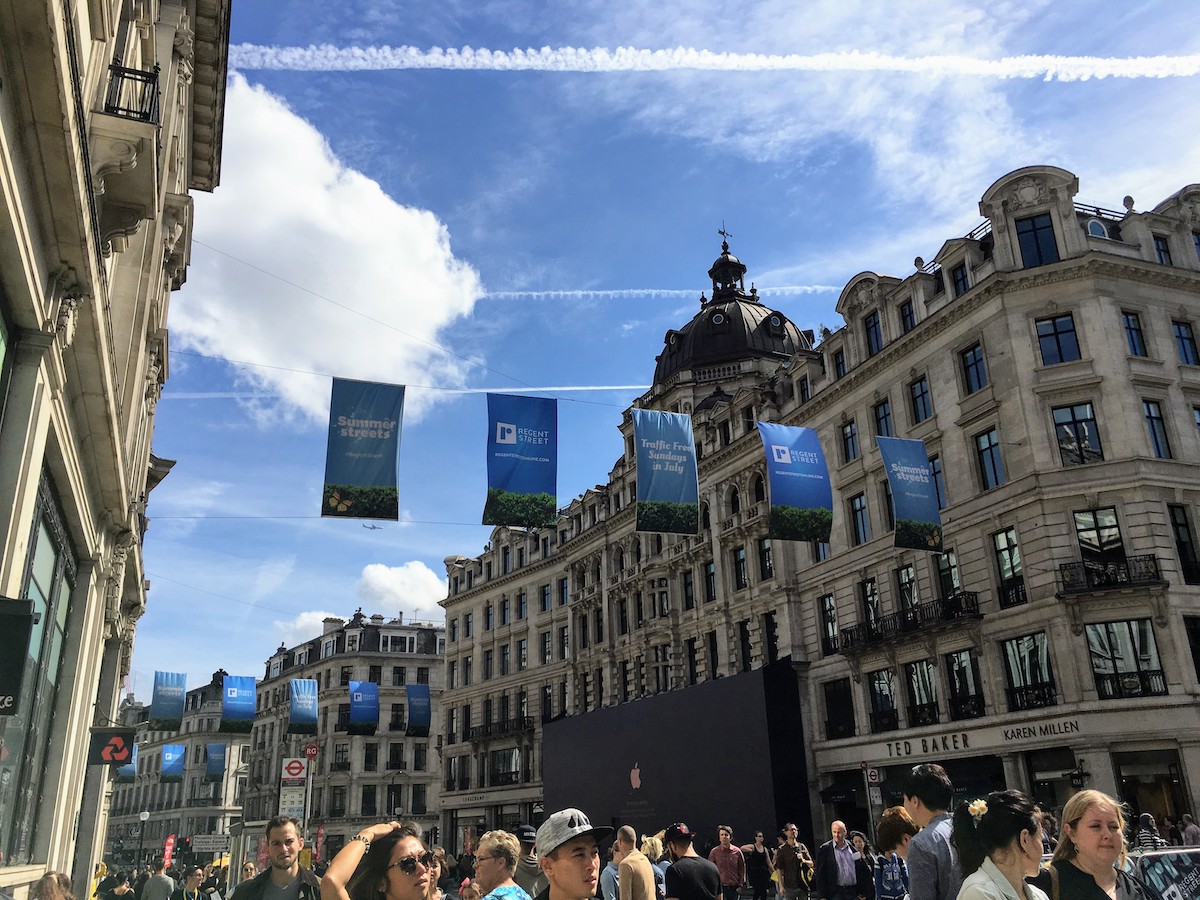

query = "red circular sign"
(305, 744), (319, 760)
(284, 759), (306, 777)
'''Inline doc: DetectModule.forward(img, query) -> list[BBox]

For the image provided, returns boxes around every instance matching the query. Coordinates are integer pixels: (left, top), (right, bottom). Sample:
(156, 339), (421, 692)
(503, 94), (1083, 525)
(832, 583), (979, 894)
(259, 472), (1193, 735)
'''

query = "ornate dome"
(653, 240), (811, 385)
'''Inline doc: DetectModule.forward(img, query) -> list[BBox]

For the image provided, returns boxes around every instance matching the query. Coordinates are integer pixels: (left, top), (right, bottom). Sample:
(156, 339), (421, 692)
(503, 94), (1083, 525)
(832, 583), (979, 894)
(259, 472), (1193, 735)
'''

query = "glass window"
(900, 300), (916, 334)
(1002, 632), (1057, 711)
(704, 561), (716, 602)
(880, 480), (894, 531)
(874, 399), (893, 437)
(540, 584), (551, 612)
(993, 527), (1026, 607)
(895, 565), (917, 616)
(1154, 235), (1173, 266)
(860, 579), (880, 630)
(951, 263), (970, 297)
(540, 631), (551, 665)
(864, 311), (883, 356)
(1123, 312), (1148, 357)
(1174, 321), (1199, 365)
(799, 376), (811, 403)
(1053, 402), (1103, 466)
(905, 660), (938, 725)
(758, 538), (773, 580)
(682, 570), (695, 610)
(834, 349), (847, 379)
(868, 669), (898, 732)
(812, 540), (831, 563)
(928, 455), (947, 509)
(849, 493), (870, 546)
(910, 377), (933, 423)
(937, 550), (960, 598)
(945, 649), (984, 720)
(1194, 232), (1200, 262)
(1074, 507), (1125, 566)
(976, 427), (1006, 489)
(1086, 619), (1164, 698)
(500, 598), (510, 625)
(463, 612), (473, 637)
(820, 594), (838, 656)
(1169, 505), (1200, 585)
(961, 343), (988, 394)
(1016, 213), (1059, 267)
(732, 546), (748, 590)
(1143, 399), (1172, 458)
(483, 603), (493, 631)
(841, 420), (859, 462)
(1036, 314), (1081, 365)
(516, 591), (527, 620)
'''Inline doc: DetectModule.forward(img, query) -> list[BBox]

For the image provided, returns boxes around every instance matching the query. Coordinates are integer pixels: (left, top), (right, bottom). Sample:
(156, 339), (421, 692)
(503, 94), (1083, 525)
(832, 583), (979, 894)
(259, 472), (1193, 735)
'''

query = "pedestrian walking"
(739, 833), (772, 900)
(902, 764), (963, 900)
(707, 827), (745, 900)
(950, 791), (1048, 900)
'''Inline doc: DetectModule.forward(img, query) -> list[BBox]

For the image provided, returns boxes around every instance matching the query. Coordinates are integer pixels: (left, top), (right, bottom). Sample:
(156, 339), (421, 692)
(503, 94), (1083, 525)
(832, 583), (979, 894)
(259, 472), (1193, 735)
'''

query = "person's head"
(515, 825), (538, 855)
(347, 825), (431, 900)
(151, 860), (166, 875)
(639, 835), (663, 862)
(32, 872), (74, 900)
(951, 790), (1043, 879)
(830, 822), (847, 845)
(782, 823), (799, 844)
(1139, 813), (1156, 830)
(536, 809), (612, 900)
(460, 882), (482, 900)
(717, 826), (732, 847)
(903, 764), (955, 825)
(475, 831), (520, 890)
(616, 826), (637, 854)
(1185, 814), (1196, 826)
(664, 824), (698, 859)
(1053, 790), (1128, 870)
(264, 817), (304, 874)
(184, 869), (205, 889)
(752, 831), (765, 846)
(876, 807), (919, 858)
(849, 832), (868, 855)
(241, 863), (257, 880)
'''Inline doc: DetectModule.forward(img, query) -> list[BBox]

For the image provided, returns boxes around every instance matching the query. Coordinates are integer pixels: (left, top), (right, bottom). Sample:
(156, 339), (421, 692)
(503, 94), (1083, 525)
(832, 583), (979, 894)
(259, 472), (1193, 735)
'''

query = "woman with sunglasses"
(321, 821), (435, 900)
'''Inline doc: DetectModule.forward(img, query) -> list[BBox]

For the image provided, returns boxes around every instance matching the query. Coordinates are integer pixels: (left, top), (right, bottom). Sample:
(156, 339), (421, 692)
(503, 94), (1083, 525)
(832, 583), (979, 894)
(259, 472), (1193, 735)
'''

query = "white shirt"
(955, 858), (1048, 900)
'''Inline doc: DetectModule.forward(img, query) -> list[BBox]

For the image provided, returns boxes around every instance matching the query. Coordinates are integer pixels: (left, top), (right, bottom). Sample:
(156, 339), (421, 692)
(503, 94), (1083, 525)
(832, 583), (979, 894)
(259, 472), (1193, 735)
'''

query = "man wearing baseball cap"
(514, 824), (548, 898)
(662, 824), (719, 900)
(535, 809), (614, 900)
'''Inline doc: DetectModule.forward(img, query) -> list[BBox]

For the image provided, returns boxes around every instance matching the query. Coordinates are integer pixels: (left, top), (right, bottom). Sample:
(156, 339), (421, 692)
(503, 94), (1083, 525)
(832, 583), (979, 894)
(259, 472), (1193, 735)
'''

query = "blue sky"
(130, 0), (1200, 696)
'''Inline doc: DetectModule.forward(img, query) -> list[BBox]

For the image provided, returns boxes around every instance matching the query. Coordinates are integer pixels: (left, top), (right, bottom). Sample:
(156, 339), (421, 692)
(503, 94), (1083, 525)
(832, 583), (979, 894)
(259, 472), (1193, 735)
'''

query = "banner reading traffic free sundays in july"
(483, 394), (557, 528)
(757, 422), (833, 542)
(632, 409), (699, 535)
(877, 436), (943, 553)
(149, 671), (186, 730)
(322, 378), (405, 520)
(288, 679), (319, 734)
(220, 675), (256, 733)
(205, 744), (226, 783)
(405, 683), (431, 737)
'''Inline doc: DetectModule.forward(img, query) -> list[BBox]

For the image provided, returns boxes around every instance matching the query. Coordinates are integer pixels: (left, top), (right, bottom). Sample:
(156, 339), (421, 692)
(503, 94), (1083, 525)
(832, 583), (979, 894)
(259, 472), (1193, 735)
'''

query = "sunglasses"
(389, 852), (436, 875)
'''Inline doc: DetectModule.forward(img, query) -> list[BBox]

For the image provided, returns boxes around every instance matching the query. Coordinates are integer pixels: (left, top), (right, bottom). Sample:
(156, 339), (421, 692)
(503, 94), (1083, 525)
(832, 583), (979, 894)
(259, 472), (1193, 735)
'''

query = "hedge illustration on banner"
(149, 671), (186, 731)
(322, 378), (405, 520)
(483, 393), (558, 527)
(288, 679), (319, 734)
(756, 422), (833, 542)
(632, 409), (700, 534)
(877, 436), (943, 552)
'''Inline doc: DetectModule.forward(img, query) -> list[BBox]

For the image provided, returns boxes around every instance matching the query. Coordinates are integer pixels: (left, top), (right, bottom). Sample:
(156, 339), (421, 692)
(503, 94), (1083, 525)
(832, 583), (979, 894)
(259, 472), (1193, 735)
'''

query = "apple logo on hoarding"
(630, 762), (641, 790)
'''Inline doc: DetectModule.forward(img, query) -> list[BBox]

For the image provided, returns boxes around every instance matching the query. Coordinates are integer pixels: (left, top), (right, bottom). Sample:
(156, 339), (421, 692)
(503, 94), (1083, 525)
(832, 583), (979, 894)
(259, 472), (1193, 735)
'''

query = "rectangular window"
(682, 570), (695, 610)
(1154, 234), (1173, 266)
(1143, 399), (1172, 458)
(874, 398), (893, 437)
(762, 610), (779, 664)
(951, 263), (970, 297)
(868, 669), (898, 733)
(706, 631), (719, 679)
(516, 591), (527, 619)
(961, 343), (988, 394)
(732, 546), (748, 590)
(517, 638), (528, 670)
(1016, 213), (1059, 267)
(558, 626), (569, 660)
(900, 300), (916, 334)
(928, 455), (947, 509)
(1035, 313), (1081, 365)
(976, 427), (1005, 489)
(463, 612), (473, 637)
(1002, 632), (1057, 711)
(993, 527), (1026, 608)
(1169, 505), (1200, 585)
(937, 550), (960, 598)
(841, 420), (859, 462)
(1074, 507), (1126, 567)
(1123, 311), (1148, 357)
(499, 645), (510, 675)
(462, 657), (472, 685)
(500, 598), (510, 625)
(391, 666), (406, 687)
(824, 678), (855, 739)
(447, 661), (457, 689)
(1053, 402), (1103, 466)
(578, 613), (590, 648)
(1087, 619), (1165, 699)
(820, 594), (838, 656)
(558, 577), (569, 606)
(860, 579), (881, 633)
(1174, 321), (1199, 365)
(704, 561), (716, 603)
(484, 604), (493, 630)
(540, 584), (551, 612)
(482, 649), (493, 680)
(895, 565), (917, 622)
(617, 599), (629, 636)
(864, 311), (883, 356)
(849, 493), (870, 546)
(685, 638), (699, 686)
(738, 620), (752, 673)
(1194, 231), (1200, 262)
(905, 659), (939, 726)
(758, 538), (773, 580)
(834, 349), (847, 379)
(799, 376), (811, 403)
(945, 649), (984, 720)
(910, 376), (933, 423)
(812, 540), (831, 563)
(540, 631), (551, 665)
(448, 618), (458, 642)
(880, 480), (895, 531)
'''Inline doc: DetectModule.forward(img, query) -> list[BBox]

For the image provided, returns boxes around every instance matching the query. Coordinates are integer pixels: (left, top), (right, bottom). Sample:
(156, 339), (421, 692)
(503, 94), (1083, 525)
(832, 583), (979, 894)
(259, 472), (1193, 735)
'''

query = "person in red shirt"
(707, 827), (745, 900)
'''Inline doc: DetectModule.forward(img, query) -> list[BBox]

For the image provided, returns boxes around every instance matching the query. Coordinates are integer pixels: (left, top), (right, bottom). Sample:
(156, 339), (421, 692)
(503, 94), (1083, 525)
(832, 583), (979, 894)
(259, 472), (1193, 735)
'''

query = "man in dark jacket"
(231, 818), (320, 900)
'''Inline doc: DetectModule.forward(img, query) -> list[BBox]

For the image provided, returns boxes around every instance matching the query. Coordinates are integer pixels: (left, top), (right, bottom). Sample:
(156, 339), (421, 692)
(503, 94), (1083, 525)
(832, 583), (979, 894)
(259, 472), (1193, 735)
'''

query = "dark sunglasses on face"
(389, 852), (435, 875)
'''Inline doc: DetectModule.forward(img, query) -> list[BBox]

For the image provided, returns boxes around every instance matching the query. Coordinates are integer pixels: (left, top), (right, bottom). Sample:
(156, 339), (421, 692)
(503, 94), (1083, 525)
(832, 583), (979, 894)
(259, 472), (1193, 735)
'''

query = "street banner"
(348, 681), (379, 735)
(88, 728), (137, 767)
(220, 675), (256, 732)
(288, 679), (319, 734)
(115, 742), (139, 783)
(756, 422), (833, 542)
(405, 683), (431, 737)
(161, 744), (185, 783)
(163, 834), (177, 868)
(0, 598), (35, 716)
(149, 671), (187, 730)
(205, 743), (227, 783)
(483, 393), (558, 527)
(877, 436), (943, 552)
(315, 824), (326, 862)
(632, 409), (700, 535)
(321, 378), (405, 520)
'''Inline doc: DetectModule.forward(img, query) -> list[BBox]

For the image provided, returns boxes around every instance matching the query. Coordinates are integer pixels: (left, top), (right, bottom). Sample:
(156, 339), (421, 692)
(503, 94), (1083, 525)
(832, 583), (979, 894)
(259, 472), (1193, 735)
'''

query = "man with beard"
(231, 818), (321, 900)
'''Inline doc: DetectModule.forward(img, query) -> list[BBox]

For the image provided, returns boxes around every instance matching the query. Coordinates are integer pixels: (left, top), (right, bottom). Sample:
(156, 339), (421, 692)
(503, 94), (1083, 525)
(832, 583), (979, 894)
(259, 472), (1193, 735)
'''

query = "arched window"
(730, 487), (741, 515)
(753, 474), (766, 503)
(635, 540), (642, 563)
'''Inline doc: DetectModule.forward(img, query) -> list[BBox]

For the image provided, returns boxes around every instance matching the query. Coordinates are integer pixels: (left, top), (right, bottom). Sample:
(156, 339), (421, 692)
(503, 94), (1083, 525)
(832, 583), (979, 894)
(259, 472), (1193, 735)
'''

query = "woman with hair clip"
(320, 821), (435, 900)
(950, 790), (1048, 900)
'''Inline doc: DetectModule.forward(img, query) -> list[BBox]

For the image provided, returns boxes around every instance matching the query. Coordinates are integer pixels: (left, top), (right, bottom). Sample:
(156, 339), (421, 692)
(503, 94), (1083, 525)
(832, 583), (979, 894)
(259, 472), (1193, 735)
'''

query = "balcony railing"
(839, 592), (980, 652)
(821, 636), (840, 657)
(907, 702), (940, 727)
(1095, 670), (1167, 699)
(949, 694), (986, 721)
(1005, 682), (1057, 712)
(825, 719), (856, 740)
(998, 578), (1027, 609)
(464, 717), (536, 741)
(1059, 555), (1163, 594)
(330, 761), (351, 772)
(103, 58), (160, 124)
(869, 709), (899, 733)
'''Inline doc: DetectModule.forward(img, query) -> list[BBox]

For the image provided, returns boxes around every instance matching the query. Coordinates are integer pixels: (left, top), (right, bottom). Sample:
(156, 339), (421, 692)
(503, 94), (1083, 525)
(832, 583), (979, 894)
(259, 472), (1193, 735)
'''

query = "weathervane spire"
(718, 221), (733, 245)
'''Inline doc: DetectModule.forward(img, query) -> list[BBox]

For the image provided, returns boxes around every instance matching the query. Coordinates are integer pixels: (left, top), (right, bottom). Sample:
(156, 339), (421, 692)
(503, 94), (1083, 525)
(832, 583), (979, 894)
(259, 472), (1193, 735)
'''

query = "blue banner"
(115, 743), (138, 783)
(149, 671), (187, 730)
(877, 436), (943, 553)
(220, 675), (256, 733)
(632, 409), (700, 534)
(405, 683), (431, 737)
(322, 378), (405, 520)
(161, 744), (185, 783)
(288, 679), (319, 734)
(205, 743), (227, 783)
(757, 423), (833, 542)
(483, 394), (558, 527)
(348, 681), (379, 736)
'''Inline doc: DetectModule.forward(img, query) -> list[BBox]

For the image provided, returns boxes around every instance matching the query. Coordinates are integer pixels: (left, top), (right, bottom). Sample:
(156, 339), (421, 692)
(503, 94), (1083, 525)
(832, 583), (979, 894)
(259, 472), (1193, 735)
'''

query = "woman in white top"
(950, 790), (1049, 900)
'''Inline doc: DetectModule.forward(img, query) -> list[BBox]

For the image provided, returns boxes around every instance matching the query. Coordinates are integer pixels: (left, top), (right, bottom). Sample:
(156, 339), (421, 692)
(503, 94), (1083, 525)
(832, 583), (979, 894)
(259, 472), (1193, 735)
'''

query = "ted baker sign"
(880, 717), (1081, 759)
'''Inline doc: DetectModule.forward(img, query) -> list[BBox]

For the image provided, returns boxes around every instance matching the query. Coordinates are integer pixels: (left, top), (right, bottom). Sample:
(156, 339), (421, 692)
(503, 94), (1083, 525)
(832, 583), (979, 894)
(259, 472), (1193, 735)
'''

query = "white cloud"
(356, 560), (447, 622)
(252, 555), (297, 600)
(272, 609), (346, 648)
(173, 74), (484, 423)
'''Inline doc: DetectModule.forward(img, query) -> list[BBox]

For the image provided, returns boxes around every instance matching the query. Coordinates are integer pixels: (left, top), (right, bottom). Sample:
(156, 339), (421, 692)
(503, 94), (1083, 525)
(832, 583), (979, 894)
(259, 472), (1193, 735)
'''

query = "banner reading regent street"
(161, 744), (185, 783)
(348, 681), (379, 736)
(757, 422), (833, 542)
(483, 394), (558, 528)
(149, 671), (187, 731)
(632, 409), (700, 535)
(877, 436), (943, 553)
(205, 744), (227, 783)
(288, 679), (319, 735)
(405, 683), (431, 738)
(322, 378), (405, 520)
(220, 675), (256, 733)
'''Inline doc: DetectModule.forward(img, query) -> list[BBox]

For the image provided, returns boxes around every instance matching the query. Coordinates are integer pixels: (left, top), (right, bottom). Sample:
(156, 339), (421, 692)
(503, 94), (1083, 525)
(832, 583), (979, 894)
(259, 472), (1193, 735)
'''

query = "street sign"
(191, 834), (232, 853)
(866, 768), (881, 784)
(281, 758), (307, 783)
(88, 729), (137, 765)
(305, 744), (319, 760)
(869, 786), (883, 806)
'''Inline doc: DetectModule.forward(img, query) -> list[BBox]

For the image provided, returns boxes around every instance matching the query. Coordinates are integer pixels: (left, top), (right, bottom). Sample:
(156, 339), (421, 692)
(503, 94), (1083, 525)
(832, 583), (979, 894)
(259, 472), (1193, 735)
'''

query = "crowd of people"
(90, 859), (241, 900)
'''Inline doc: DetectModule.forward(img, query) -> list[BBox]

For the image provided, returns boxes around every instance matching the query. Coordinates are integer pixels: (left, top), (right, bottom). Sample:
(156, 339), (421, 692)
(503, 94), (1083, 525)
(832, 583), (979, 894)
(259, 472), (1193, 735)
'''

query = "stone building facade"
(0, 0), (229, 893)
(440, 165), (1200, 846)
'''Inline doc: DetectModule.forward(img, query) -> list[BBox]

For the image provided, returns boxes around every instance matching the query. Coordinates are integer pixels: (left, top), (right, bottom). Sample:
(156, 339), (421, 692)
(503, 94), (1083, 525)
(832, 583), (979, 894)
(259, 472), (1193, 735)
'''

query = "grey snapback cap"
(535, 808), (613, 855)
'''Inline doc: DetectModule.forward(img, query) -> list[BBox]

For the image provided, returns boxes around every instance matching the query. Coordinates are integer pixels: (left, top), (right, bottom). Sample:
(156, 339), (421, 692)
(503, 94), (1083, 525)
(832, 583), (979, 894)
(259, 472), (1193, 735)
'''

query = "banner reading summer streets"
(322, 378), (405, 520)
(632, 409), (700, 534)
(877, 435), (943, 552)
(483, 393), (557, 527)
(756, 422), (833, 541)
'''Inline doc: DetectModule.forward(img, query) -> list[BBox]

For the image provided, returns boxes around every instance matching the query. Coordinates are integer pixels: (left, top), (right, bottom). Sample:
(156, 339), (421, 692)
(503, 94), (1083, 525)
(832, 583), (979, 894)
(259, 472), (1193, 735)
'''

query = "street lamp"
(137, 811), (150, 869)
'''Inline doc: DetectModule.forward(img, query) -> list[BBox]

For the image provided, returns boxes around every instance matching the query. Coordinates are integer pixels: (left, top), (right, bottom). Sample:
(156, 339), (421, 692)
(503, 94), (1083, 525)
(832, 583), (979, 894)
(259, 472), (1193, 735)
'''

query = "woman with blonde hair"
(471, 831), (530, 900)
